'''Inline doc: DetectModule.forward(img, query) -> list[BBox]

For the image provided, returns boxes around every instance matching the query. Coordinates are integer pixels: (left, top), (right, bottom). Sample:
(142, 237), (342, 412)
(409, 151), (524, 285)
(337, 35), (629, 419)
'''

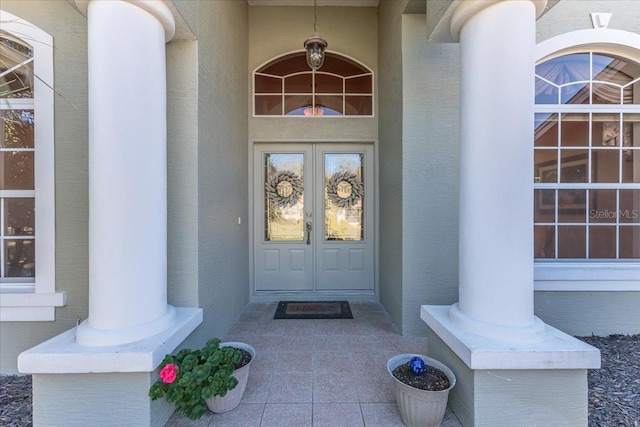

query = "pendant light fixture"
(304, 0), (327, 71)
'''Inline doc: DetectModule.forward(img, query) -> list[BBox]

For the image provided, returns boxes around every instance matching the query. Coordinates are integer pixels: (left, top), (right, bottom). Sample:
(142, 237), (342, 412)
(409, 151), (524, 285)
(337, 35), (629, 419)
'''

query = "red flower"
(159, 363), (178, 384)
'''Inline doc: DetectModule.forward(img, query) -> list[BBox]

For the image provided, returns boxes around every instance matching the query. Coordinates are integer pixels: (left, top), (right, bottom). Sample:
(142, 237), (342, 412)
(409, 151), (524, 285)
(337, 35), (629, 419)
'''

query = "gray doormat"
(273, 301), (353, 319)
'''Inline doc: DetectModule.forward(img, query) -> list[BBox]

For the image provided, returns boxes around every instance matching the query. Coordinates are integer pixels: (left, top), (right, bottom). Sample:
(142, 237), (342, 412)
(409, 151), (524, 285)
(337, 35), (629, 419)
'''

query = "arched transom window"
(534, 52), (640, 260)
(254, 52), (373, 116)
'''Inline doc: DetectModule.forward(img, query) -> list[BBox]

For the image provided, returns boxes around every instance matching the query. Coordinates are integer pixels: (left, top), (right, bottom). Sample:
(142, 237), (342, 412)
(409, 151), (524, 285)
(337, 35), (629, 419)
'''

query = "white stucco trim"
(252, 49), (374, 76)
(450, 0), (548, 42)
(0, 292), (67, 321)
(536, 28), (640, 63)
(75, 0), (176, 41)
(534, 262), (640, 291)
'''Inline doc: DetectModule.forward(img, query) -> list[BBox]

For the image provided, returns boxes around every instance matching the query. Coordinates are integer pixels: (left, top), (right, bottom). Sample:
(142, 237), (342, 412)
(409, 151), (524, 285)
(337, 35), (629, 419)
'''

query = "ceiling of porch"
(247, 0), (379, 5)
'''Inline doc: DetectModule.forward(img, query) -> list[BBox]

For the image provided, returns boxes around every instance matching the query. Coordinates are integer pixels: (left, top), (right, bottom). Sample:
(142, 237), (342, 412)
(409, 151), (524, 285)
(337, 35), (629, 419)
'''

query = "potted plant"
(149, 338), (255, 420)
(387, 354), (456, 427)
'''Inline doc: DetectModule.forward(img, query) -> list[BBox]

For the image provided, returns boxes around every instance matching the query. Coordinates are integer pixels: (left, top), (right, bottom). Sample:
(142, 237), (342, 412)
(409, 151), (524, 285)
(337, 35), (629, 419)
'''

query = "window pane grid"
(535, 50), (639, 261)
(254, 52), (373, 116)
(534, 188), (640, 259)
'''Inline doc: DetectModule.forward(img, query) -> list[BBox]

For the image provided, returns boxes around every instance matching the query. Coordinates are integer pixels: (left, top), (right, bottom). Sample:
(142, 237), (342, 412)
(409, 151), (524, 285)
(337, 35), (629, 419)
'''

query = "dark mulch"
(578, 334), (640, 427)
(0, 374), (31, 427)
(1, 334), (637, 426)
(234, 348), (252, 370)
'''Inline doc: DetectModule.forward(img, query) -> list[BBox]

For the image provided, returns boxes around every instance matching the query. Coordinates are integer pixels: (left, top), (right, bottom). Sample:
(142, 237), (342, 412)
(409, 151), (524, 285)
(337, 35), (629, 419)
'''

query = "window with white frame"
(1, 11), (62, 321)
(254, 52), (373, 117)
(534, 52), (640, 261)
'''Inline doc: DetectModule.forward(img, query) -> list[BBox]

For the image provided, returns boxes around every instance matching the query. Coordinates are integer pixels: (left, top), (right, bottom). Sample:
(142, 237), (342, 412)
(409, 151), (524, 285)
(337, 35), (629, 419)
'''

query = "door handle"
(306, 222), (312, 245)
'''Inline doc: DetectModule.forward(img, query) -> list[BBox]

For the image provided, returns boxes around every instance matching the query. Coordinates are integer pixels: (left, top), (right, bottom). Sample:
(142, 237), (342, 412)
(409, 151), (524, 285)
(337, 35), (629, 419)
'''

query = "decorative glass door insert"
(323, 153), (364, 241)
(264, 153), (305, 242)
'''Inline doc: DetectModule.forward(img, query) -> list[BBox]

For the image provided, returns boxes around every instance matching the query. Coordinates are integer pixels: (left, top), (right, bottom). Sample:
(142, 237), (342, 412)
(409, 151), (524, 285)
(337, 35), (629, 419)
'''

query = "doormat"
(273, 301), (353, 319)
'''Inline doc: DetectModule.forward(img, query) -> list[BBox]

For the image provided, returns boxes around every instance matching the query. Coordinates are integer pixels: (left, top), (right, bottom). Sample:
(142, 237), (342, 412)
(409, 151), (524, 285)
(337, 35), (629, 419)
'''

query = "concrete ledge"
(18, 307), (202, 373)
(422, 305), (601, 370)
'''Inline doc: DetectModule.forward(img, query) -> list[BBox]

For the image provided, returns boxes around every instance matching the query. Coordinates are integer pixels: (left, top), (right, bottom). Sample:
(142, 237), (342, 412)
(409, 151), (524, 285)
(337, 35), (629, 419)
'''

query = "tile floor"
(165, 301), (462, 427)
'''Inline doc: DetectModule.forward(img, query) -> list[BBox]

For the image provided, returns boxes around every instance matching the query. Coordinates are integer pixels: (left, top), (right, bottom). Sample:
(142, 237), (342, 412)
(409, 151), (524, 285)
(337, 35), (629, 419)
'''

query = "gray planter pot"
(387, 354), (456, 427)
(205, 342), (255, 414)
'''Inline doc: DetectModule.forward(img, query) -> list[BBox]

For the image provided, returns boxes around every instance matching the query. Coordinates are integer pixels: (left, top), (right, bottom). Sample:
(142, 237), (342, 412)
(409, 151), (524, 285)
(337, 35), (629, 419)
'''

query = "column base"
(449, 302), (547, 343)
(18, 307), (202, 373)
(76, 305), (177, 347)
(422, 305), (600, 426)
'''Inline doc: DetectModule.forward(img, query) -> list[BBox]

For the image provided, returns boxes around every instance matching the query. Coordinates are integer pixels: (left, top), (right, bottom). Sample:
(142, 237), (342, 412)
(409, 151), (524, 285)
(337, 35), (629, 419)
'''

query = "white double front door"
(254, 143), (374, 292)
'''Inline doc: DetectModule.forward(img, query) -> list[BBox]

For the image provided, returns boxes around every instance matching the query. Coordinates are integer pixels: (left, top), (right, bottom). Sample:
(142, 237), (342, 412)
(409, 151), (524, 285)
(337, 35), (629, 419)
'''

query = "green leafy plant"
(149, 338), (243, 420)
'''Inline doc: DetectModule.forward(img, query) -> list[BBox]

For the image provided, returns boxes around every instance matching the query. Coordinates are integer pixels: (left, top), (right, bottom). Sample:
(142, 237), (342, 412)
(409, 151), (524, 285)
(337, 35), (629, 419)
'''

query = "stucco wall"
(535, 291), (640, 336)
(0, 1), (89, 374)
(167, 40), (199, 307)
(537, 0), (640, 42)
(378, 5), (460, 336)
(248, 6), (378, 141)
(172, 0), (250, 348)
(31, 372), (172, 426)
(377, 0), (404, 330)
(401, 14), (460, 336)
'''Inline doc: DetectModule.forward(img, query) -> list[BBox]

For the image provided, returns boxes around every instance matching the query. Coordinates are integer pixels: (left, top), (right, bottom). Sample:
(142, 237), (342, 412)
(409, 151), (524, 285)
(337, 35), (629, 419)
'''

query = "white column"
(448, 0), (547, 342)
(75, 0), (177, 346)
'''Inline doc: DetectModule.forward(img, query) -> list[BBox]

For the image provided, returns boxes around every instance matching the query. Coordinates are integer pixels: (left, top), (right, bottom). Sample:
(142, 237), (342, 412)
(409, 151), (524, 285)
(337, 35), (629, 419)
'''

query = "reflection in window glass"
(4, 198), (35, 235)
(560, 114), (588, 146)
(4, 239), (35, 277)
(0, 33), (34, 99)
(558, 226), (586, 258)
(535, 113), (558, 147)
(1, 150), (34, 190)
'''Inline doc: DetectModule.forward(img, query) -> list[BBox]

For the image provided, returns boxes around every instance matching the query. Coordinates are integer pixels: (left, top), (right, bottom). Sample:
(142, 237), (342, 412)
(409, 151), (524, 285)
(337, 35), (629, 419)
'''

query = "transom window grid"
(254, 52), (373, 117)
(534, 52), (640, 260)
(1, 32), (36, 284)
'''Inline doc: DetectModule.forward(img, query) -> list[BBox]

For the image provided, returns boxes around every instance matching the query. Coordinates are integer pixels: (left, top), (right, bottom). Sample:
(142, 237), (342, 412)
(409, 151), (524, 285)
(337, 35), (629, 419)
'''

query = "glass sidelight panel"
(264, 153), (305, 242)
(324, 153), (364, 241)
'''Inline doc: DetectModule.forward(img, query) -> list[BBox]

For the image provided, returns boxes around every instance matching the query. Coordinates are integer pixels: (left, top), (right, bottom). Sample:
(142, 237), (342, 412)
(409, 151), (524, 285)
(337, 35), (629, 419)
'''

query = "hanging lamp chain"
(313, 0), (318, 33)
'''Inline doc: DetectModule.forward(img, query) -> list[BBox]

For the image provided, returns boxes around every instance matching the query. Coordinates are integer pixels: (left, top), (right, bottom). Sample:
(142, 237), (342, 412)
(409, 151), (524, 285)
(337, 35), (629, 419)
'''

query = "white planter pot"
(205, 342), (255, 414)
(387, 354), (456, 427)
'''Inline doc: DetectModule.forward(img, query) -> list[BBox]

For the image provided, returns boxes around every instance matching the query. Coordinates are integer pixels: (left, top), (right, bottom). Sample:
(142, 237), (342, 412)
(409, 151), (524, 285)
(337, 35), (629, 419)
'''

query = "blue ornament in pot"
(410, 356), (426, 374)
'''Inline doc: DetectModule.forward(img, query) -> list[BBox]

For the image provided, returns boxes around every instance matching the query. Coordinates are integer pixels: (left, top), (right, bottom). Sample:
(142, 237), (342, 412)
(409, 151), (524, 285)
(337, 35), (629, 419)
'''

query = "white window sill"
(534, 262), (640, 291)
(0, 291), (67, 321)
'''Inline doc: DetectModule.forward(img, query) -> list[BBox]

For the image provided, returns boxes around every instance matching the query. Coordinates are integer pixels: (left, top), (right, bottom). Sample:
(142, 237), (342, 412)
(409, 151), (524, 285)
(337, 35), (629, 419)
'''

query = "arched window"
(1, 10), (60, 320)
(254, 52), (373, 116)
(534, 52), (640, 260)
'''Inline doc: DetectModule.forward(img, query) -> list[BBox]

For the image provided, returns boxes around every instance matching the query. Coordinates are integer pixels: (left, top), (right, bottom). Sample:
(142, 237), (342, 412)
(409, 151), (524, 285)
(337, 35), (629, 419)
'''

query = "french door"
(254, 143), (374, 292)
